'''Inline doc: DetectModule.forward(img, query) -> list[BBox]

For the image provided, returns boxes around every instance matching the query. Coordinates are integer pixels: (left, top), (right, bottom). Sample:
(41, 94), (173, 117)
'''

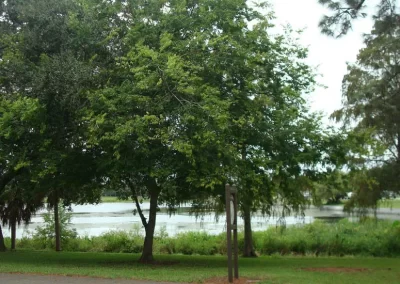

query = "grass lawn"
(0, 251), (399, 284)
(324, 199), (400, 209)
(100, 196), (133, 203)
(100, 196), (150, 203)
(378, 199), (400, 209)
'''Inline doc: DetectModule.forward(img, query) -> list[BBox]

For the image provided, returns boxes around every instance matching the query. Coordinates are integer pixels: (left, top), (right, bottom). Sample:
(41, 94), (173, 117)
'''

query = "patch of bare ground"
(100, 260), (180, 267)
(202, 277), (262, 284)
(301, 267), (370, 273)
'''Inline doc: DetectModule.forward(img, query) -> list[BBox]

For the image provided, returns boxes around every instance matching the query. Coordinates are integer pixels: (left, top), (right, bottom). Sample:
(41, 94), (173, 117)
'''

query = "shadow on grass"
(0, 250), (212, 267)
(0, 250), (284, 270)
(3, 250), (399, 272)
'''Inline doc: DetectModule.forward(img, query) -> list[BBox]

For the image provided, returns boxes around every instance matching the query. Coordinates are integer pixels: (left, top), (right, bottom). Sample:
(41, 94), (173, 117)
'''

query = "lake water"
(4, 202), (400, 239)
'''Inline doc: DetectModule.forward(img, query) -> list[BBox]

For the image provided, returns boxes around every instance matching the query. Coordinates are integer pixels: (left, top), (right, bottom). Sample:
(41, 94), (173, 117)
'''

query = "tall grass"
(8, 219), (400, 257)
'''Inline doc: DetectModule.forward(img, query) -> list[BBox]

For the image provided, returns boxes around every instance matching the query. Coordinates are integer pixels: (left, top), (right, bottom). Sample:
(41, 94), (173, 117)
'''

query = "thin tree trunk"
(397, 133), (400, 163)
(0, 224), (6, 252)
(11, 219), (16, 250)
(243, 206), (257, 257)
(138, 182), (160, 263)
(54, 197), (61, 252)
(241, 145), (257, 257)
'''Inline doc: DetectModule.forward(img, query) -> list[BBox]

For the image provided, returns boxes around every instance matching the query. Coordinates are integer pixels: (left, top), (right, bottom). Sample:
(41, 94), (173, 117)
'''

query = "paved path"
(0, 273), (176, 284)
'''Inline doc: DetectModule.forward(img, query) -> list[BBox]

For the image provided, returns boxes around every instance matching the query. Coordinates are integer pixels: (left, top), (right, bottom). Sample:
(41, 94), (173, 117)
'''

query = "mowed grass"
(100, 196), (132, 203)
(0, 251), (399, 284)
(100, 196), (149, 203)
(324, 199), (400, 209)
(378, 199), (400, 209)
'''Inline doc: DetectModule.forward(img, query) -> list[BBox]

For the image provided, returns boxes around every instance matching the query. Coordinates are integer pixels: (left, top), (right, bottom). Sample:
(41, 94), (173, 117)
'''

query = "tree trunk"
(138, 184), (160, 263)
(11, 219), (16, 250)
(54, 197), (61, 252)
(241, 145), (257, 257)
(397, 133), (400, 163)
(0, 224), (6, 252)
(243, 206), (257, 257)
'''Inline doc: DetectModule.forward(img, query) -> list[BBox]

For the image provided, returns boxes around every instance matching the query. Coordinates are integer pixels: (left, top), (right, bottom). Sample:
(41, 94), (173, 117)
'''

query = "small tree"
(0, 184), (43, 250)
(33, 204), (77, 248)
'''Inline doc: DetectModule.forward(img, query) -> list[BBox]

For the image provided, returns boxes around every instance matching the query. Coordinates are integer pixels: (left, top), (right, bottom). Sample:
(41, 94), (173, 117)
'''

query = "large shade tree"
(86, 0), (348, 260)
(173, 7), (348, 257)
(0, 0), (116, 251)
(85, 0), (238, 263)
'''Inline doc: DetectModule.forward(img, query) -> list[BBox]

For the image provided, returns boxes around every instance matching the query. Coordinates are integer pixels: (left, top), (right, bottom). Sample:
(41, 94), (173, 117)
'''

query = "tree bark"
(397, 133), (400, 163)
(0, 223), (6, 252)
(241, 145), (257, 257)
(243, 206), (257, 257)
(138, 181), (160, 263)
(11, 219), (16, 250)
(54, 197), (61, 252)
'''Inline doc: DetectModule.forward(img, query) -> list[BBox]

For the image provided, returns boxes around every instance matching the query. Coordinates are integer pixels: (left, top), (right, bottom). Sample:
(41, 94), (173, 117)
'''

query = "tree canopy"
(1, 0), (354, 260)
(318, 0), (399, 37)
(329, 4), (400, 210)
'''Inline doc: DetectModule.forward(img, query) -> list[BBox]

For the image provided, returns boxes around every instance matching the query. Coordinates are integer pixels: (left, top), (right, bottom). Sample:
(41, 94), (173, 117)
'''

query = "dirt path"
(0, 273), (180, 284)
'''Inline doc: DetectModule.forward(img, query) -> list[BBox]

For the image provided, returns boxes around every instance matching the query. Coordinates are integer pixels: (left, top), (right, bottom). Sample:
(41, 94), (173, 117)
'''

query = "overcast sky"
(268, 0), (375, 125)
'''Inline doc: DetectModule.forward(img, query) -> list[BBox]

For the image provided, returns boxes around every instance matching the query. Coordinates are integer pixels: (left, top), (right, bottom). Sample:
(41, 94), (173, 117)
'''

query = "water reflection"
(5, 202), (400, 239)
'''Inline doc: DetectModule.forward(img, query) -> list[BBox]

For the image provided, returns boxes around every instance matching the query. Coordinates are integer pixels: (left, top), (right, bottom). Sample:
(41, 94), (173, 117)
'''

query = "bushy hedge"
(9, 219), (400, 257)
(252, 219), (400, 257)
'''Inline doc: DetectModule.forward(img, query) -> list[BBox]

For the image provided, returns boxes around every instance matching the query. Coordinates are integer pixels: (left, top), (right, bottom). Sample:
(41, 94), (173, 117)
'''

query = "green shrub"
(11, 219), (400, 257)
(174, 231), (218, 255)
(97, 230), (142, 253)
(30, 205), (78, 250)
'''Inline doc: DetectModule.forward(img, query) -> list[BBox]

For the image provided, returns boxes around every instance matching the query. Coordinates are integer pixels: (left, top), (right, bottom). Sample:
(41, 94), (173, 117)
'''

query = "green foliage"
(13, 220), (400, 257)
(0, 185), (44, 247)
(0, 0), (363, 260)
(255, 219), (400, 257)
(318, 0), (399, 37)
(0, 0), (107, 206)
(313, 171), (350, 205)
(0, 95), (45, 195)
(172, 232), (221, 255)
(329, 11), (400, 211)
(80, 0), (339, 260)
(30, 205), (77, 250)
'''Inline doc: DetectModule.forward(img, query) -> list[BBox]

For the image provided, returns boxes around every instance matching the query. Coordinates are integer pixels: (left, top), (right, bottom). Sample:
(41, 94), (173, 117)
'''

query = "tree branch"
(0, 168), (23, 195)
(355, 0), (366, 11)
(125, 178), (148, 228)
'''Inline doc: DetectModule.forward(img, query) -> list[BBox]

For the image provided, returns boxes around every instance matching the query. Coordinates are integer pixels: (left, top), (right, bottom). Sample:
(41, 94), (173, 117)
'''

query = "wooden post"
(54, 196), (61, 252)
(225, 184), (233, 283)
(226, 184), (239, 283)
(11, 219), (16, 250)
(232, 185), (239, 279)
